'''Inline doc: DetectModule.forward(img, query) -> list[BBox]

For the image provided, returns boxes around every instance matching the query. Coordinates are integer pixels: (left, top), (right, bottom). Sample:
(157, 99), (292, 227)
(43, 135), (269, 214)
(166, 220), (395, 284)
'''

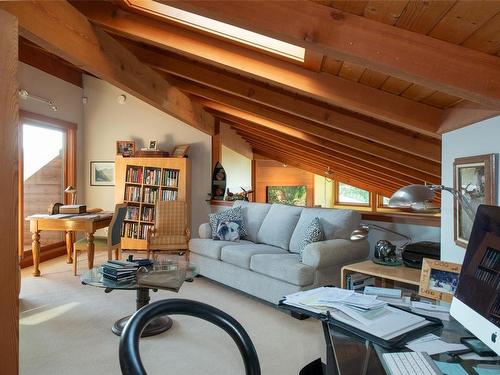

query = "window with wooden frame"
(18, 111), (77, 260)
(334, 181), (371, 207)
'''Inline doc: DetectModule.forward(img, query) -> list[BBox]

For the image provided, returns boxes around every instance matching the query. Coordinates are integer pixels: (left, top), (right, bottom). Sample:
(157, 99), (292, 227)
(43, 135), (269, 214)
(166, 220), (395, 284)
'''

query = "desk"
(341, 260), (421, 289)
(28, 214), (112, 277)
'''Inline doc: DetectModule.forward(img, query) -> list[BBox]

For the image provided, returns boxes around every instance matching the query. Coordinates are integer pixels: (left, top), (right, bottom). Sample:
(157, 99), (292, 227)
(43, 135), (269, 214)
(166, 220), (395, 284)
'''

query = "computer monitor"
(450, 204), (500, 355)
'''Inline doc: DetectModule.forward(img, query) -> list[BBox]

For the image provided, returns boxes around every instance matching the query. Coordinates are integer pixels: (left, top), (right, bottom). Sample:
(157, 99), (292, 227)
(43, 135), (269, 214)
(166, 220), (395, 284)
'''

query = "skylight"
(126, 0), (305, 62)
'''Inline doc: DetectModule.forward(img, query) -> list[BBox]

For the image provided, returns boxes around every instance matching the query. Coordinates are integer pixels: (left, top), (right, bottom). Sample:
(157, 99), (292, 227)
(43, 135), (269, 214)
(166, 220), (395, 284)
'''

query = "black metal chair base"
(112, 316), (173, 337)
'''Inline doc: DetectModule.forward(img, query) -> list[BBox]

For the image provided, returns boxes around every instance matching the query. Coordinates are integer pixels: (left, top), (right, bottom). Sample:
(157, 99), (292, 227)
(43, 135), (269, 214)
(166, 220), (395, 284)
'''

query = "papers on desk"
(405, 334), (468, 355)
(283, 287), (432, 340)
(411, 301), (451, 321)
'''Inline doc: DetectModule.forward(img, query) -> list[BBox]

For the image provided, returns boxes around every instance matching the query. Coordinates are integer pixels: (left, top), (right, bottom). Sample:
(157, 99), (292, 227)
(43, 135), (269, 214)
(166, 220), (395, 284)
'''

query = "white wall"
(441, 115), (500, 263)
(82, 75), (211, 234)
(314, 175), (333, 208)
(222, 145), (252, 193)
(18, 63), (84, 199)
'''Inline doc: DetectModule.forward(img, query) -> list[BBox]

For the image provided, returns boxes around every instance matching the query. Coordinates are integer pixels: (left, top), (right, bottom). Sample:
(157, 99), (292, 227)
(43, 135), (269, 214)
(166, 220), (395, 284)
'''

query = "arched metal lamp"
(388, 184), (476, 220)
(350, 224), (411, 247)
(64, 185), (77, 205)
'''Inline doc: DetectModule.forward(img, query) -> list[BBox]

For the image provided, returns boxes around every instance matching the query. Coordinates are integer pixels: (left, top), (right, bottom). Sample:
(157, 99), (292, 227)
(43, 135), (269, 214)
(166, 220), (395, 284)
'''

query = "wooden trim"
(119, 39), (441, 161)
(438, 101), (500, 134)
(65, 127), (77, 204)
(361, 212), (440, 227)
(170, 1), (500, 108)
(0, 1), (214, 135)
(333, 180), (371, 208)
(19, 37), (82, 88)
(0, 9), (19, 373)
(19, 242), (66, 268)
(209, 200), (233, 207)
(74, 2), (443, 135)
(20, 110), (77, 130)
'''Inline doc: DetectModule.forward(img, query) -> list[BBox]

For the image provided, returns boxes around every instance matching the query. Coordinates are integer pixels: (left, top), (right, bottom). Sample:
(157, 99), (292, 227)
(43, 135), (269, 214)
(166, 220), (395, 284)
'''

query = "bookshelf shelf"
(115, 156), (190, 250)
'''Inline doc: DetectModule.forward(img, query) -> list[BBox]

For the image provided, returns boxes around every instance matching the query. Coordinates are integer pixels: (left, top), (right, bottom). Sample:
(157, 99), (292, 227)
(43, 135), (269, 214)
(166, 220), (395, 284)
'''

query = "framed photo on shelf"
(90, 161), (115, 186)
(419, 258), (461, 303)
(454, 154), (496, 248)
(116, 140), (136, 157)
(172, 144), (190, 157)
(148, 140), (159, 150)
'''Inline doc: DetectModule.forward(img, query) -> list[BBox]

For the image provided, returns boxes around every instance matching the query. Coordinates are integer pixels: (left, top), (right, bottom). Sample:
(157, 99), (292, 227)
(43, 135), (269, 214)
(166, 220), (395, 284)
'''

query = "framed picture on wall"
(453, 154), (497, 248)
(266, 186), (307, 206)
(90, 161), (115, 186)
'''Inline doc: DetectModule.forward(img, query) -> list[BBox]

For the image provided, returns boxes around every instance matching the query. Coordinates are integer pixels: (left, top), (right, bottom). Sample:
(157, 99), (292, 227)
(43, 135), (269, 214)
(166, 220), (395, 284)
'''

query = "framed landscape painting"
(266, 185), (307, 206)
(453, 154), (496, 248)
(90, 161), (115, 186)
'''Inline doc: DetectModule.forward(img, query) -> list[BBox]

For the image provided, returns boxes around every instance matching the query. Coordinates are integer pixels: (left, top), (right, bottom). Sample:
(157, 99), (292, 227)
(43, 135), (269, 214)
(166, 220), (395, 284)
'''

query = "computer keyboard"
(382, 352), (443, 375)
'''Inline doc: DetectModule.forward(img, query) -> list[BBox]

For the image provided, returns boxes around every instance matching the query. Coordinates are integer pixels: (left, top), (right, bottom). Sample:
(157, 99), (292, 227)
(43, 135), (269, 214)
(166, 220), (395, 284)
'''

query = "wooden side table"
(341, 260), (421, 289)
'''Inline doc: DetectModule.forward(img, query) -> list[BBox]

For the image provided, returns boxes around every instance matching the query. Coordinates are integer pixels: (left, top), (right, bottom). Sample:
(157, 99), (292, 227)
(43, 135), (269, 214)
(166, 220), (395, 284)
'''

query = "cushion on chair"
(220, 244), (288, 269)
(250, 253), (315, 286)
(155, 201), (187, 235)
(189, 238), (253, 260)
(149, 235), (188, 250)
(256, 204), (303, 250)
(289, 208), (361, 253)
(74, 236), (108, 251)
(232, 201), (271, 243)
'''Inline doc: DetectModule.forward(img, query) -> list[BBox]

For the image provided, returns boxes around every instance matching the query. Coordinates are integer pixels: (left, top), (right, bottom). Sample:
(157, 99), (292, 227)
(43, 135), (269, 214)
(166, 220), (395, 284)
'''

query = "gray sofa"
(189, 201), (369, 304)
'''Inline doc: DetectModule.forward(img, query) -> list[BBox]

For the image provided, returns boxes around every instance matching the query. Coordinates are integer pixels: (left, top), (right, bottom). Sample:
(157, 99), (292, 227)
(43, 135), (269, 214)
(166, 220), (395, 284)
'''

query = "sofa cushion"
(298, 217), (324, 262)
(209, 206), (247, 239)
(250, 253), (315, 286)
(257, 204), (303, 250)
(232, 201), (271, 243)
(189, 238), (252, 260)
(221, 244), (287, 269)
(289, 208), (361, 253)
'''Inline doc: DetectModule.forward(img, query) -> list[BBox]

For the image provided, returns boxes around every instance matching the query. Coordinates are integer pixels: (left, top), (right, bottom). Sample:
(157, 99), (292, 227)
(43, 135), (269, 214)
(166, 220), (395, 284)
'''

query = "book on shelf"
(122, 222), (139, 238)
(161, 189), (178, 201)
(139, 224), (154, 240)
(126, 206), (139, 221)
(126, 167), (143, 183)
(124, 186), (141, 202)
(141, 207), (155, 222)
(143, 168), (161, 185)
(162, 169), (179, 187)
(143, 187), (159, 204)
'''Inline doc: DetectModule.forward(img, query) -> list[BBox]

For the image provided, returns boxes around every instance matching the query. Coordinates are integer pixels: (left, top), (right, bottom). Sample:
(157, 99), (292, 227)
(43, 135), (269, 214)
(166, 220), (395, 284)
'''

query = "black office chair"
(119, 299), (261, 375)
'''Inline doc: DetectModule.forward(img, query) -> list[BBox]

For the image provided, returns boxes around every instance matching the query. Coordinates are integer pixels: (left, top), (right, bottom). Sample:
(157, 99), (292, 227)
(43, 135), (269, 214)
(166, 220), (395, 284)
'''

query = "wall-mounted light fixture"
(18, 89), (58, 111)
(325, 167), (334, 182)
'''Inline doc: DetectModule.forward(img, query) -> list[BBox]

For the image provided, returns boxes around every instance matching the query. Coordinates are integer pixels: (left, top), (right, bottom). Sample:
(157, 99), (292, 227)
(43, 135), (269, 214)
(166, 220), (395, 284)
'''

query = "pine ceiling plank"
(402, 84), (437, 102)
(462, 12), (500, 54)
(381, 77), (413, 95)
(421, 91), (463, 108)
(321, 57), (343, 75)
(363, 0), (409, 24)
(76, 2), (443, 134)
(303, 50), (324, 72)
(359, 69), (389, 88)
(438, 100), (500, 133)
(0, 1), (214, 135)
(429, 1), (500, 44)
(338, 61), (366, 82)
(163, 1), (500, 108)
(126, 41), (441, 161)
(395, 0), (457, 34)
(343, 1), (369, 16)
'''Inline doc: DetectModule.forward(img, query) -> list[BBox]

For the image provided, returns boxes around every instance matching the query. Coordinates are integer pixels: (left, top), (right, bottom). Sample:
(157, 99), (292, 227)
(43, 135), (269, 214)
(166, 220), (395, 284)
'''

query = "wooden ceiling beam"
(170, 1), (500, 108)
(438, 101), (500, 134)
(182, 88), (441, 177)
(73, 1), (443, 134)
(0, 1), (214, 135)
(230, 121), (434, 185)
(119, 39), (441, 161)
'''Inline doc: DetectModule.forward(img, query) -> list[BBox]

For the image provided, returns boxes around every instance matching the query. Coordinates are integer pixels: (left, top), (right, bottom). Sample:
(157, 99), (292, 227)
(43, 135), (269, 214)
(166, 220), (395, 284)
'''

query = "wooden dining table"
(27, 213), (113, 276)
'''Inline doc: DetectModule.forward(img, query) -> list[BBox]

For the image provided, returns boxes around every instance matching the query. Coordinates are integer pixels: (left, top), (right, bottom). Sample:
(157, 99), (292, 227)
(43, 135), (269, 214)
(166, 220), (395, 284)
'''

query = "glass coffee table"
(81, 260), (197, 337)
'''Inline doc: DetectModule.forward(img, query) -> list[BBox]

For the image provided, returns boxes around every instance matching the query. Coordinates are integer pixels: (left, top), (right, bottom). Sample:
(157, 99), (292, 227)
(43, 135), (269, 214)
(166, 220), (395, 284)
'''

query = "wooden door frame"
(0, 9), (19, 373)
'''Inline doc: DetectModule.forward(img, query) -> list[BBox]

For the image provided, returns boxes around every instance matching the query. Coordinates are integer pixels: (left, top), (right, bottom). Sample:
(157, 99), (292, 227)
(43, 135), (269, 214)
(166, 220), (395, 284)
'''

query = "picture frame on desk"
(419, 258), (461, 303)
(90, 161), (115, 186)
(453, 154), (496, 248)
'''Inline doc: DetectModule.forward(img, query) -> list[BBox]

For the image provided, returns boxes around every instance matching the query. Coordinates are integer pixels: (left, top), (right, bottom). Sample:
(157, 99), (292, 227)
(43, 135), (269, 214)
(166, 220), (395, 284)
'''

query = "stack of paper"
(405, 334), (467, 355)
(411, 301), (450, 321)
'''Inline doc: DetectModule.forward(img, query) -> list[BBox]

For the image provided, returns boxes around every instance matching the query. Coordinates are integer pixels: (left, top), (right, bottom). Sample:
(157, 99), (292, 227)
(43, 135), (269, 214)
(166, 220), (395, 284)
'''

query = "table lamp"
(64, 185), (77, 205)
(388, 184), (477, 220)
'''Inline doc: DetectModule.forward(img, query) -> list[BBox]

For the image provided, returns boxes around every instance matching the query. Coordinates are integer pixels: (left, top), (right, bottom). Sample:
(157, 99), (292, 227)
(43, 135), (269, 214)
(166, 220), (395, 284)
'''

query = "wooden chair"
(73, 203), (127, 275)
(147, 200), (190, 260)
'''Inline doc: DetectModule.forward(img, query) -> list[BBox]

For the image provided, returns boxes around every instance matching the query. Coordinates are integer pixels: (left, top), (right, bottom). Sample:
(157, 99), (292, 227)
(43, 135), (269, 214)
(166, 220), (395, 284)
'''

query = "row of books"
(141, 207), (155, 222)
(345, 273), (375, 291)
(143, 187), (159, 204)
(143, 168), (161, 185)
(481, 248), (500, 270)
(126, 206), (140, 221)
(163, 169), (180, 187)
(161, 189), (178, 201)
(126, 167), (143, 184)
(122, 222), (139, 238)
(124, 186), (141, 202)
(139, 224), (154, 240)
(475, 267), (498, 287)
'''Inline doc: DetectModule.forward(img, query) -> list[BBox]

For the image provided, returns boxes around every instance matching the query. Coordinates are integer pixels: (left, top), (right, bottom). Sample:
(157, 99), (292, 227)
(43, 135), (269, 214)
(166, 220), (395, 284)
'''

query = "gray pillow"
(298, 217), (324, 262)
(209, 207), (247, 239)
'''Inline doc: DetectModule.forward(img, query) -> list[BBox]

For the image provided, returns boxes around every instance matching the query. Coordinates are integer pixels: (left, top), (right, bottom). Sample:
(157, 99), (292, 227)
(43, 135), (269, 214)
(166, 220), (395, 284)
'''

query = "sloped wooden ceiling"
(7, 1), (499, 198)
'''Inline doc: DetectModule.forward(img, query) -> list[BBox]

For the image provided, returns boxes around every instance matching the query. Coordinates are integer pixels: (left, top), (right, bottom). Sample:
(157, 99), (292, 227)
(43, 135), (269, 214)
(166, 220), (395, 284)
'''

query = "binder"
(279, 296), (443, 350)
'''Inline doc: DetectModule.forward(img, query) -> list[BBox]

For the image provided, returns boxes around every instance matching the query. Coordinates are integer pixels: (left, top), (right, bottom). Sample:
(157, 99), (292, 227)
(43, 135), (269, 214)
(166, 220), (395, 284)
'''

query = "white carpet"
(20, 253), (324, 374)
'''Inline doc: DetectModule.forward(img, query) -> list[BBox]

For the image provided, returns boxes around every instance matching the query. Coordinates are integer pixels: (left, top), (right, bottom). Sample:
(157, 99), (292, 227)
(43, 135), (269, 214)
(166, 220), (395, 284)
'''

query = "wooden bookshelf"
(115, 156), (191, 250)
